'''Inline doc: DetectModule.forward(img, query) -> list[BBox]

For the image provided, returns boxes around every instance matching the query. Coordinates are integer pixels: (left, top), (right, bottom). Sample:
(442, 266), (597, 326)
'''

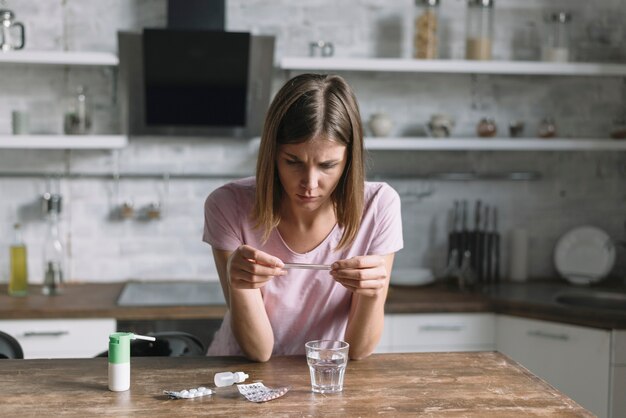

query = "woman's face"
(277, 136), (347, 213)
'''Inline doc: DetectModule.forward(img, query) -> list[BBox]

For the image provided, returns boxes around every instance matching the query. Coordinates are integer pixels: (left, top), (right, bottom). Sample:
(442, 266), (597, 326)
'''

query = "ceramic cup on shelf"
(368, 113), (394, 137)
(427, 113), (455, 137)
(538, 118), (557, 138)
(477, 118), (497, 138)
(508, 121), (525, 138)
(11, 110), (29, 135)
(309, 41), (334, 57)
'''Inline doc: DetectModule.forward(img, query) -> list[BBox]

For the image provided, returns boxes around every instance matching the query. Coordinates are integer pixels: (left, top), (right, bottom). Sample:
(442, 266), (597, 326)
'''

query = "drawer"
(0, 318), (116, 359)
(388, 313), (495, 351)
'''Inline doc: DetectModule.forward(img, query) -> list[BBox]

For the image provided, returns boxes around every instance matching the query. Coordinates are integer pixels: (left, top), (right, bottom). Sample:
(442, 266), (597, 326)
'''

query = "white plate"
(390, 268), (435, 287)
(554, 226), (616, 285)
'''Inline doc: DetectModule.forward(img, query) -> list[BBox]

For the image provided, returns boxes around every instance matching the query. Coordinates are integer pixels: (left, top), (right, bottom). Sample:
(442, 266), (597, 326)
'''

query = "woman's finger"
(237, 245), (284, 268)
(331, 255), (381, 270)
(331, 267), (386, 281)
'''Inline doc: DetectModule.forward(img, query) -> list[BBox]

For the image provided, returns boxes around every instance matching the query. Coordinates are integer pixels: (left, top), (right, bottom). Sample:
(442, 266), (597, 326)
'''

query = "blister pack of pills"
(164, 386), (214, 399)
(236, 382), (289, 403)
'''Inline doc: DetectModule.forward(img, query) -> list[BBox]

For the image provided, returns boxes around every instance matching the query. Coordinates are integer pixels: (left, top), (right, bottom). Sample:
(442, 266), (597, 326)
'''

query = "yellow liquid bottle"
(9, 223), (28, 296)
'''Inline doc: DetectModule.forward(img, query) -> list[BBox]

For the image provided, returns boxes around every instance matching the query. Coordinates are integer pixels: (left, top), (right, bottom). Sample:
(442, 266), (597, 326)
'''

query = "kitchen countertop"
(0, 283), (227, 321)
(0, 352), (592, 417)
(1, 281), (625, 329)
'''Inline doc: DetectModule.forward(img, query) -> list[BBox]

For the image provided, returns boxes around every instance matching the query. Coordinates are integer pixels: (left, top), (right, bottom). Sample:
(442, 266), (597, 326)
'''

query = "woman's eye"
(320, 163), (337, 169)
(286, 159), (299, 165)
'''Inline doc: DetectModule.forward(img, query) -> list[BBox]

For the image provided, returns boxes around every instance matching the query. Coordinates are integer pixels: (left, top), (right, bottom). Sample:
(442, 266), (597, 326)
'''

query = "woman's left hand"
(330, 255), (389, 297)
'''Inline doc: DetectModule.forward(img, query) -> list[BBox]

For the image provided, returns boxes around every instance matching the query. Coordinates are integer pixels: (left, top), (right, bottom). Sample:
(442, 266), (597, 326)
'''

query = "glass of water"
(305, 340), (349, 393)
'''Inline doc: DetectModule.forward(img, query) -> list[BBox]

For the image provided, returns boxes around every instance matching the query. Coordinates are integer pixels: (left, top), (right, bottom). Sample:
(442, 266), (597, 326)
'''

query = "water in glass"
(305, 340), (349, 393)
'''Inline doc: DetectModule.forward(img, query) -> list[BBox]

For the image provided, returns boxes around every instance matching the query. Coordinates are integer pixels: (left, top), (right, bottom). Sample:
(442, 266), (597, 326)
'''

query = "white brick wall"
(0, 0), (624, 283)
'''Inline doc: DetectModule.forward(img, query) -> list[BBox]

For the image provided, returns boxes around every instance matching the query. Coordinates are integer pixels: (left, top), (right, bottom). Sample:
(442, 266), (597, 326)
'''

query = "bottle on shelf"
(9, 222), (28, 296)
(414, 0), (440, 59)
(64, 85), (92, 135)
(42, 193), (64, 296)
(542, 12), (572, 63)
(465, 0), (494, 60)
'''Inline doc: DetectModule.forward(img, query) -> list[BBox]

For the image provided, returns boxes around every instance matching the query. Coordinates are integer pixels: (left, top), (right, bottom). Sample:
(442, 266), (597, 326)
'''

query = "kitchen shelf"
(364, 138), (626, 151)
(0, 135), (128, 149)
(281, 57), (626, 77)
(250, 137), (626, 151)
(0, 50), (118, 66)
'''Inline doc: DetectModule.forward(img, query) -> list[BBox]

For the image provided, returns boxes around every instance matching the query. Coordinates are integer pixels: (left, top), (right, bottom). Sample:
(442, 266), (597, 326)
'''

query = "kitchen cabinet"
(0, 318), (116, 359)
(281, 57), (626, 152)
(495, 315), (622, 418)
(376, 313), (495, 353)
(0, 50), (126, 150)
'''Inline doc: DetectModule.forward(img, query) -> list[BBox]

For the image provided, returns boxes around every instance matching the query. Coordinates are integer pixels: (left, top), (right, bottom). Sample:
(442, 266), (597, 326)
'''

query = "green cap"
(108, 332), (133, 364)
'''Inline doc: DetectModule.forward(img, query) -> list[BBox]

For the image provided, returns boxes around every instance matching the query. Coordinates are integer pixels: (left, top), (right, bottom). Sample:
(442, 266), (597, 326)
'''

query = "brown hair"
(253, 73), (365, 250)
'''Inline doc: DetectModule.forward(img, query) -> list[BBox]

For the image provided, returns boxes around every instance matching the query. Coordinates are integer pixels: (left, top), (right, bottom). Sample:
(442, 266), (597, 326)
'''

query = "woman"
(203, 73), (402, 362)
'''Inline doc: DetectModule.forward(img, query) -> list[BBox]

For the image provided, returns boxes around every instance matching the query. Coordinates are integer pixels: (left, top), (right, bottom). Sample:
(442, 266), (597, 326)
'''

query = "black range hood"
(167, 0), (225, 31)
(117, 0), (275, 138)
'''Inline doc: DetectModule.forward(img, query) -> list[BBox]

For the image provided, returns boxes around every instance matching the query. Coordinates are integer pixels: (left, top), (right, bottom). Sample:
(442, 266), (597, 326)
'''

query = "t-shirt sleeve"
(368, 183), (403, 255)
(203, 185), (244, 252)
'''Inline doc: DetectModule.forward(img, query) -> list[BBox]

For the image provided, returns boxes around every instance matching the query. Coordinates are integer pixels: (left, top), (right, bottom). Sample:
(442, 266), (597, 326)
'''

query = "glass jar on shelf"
(64, 85), (92, 135)
(465, 0), (494, 60)
(414, 0), (440, 59)
(542, 12), (572, 62)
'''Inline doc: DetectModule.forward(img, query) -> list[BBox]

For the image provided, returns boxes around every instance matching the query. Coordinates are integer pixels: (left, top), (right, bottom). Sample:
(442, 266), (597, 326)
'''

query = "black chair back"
(0, 330), (24, 359)
(96, 331), (205, 357)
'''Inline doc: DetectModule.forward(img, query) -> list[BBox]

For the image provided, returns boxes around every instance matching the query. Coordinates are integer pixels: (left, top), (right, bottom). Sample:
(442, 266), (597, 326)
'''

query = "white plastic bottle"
(214, 371), (249, 387)
(108, 332), (156, 392)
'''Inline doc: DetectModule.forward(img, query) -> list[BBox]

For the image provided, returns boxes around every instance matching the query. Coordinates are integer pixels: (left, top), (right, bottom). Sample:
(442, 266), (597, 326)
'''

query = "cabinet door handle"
(22, 331), (70, 337)
(526, 330), (570, 341)
(419, 325), (464, 332)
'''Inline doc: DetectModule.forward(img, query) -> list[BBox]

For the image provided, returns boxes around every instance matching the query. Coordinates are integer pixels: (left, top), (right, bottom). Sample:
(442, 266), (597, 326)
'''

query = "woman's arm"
(212, 245), (285, 362)
(331, 253), (395, 360)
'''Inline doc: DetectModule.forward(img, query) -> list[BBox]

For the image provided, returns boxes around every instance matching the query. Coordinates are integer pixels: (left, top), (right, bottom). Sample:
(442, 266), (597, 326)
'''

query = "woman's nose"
(301, 168), (319, 190)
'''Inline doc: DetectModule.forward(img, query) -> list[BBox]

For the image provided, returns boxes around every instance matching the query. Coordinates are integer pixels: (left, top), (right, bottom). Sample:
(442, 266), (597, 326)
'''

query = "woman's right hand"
(227, 244), (286, 290)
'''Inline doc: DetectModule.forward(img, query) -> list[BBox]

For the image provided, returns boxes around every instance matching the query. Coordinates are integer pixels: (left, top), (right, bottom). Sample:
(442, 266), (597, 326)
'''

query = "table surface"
(0, 352), (592, 417)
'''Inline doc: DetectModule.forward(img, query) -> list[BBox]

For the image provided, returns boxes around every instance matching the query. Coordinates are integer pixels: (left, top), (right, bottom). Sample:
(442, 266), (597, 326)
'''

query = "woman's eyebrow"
(282, 151), (340, 164)
(283, 152), (301, 160)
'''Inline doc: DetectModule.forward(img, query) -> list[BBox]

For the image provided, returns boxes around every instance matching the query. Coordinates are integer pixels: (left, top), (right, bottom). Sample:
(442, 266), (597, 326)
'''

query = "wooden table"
(0, 352), (592, 417)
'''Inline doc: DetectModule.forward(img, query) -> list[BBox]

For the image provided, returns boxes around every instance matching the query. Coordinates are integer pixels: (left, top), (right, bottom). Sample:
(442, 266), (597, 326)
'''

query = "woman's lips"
(297, 194), (318, 201)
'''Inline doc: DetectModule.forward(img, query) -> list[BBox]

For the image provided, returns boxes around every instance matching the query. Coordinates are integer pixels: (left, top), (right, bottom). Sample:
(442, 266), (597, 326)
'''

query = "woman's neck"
(278, 201), (337, 253)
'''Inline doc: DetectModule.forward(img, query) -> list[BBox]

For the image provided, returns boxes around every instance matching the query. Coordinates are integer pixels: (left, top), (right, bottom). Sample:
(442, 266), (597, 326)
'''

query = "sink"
(553, 290), (626, 311)
(117, 281), (226, 307)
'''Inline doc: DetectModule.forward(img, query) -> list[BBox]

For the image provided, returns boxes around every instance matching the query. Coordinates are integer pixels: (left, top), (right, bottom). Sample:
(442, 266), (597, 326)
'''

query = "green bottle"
(9, 223), (28, 296)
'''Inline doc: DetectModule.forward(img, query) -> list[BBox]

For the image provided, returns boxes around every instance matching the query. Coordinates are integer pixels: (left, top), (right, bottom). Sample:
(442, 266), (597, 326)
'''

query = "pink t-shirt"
(202, 177), (403, 356)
